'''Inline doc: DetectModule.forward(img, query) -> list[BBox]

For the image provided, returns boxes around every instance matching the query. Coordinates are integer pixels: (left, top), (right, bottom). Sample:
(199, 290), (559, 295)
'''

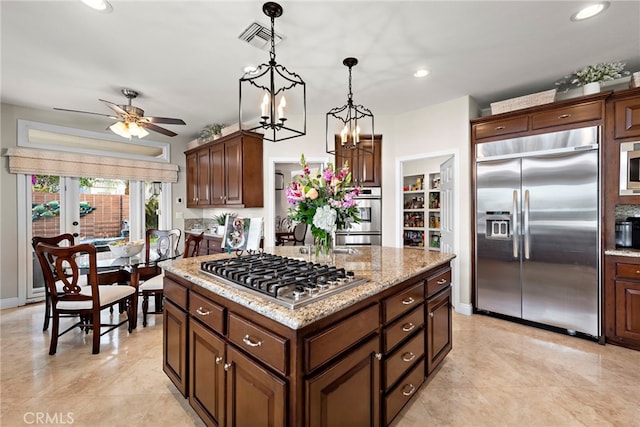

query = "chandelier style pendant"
(239, 2), (306, 142)
(326, 57), (374, 155)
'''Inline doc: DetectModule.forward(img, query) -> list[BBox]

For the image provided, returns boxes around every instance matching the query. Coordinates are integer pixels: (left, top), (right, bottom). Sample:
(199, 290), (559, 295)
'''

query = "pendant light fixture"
(239, 2), (306, 142)
(326, 57), (374, 155)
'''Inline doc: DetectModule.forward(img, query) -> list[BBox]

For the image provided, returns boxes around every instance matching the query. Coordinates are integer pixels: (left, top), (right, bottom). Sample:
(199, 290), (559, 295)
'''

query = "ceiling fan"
(54, 88), (186, 138)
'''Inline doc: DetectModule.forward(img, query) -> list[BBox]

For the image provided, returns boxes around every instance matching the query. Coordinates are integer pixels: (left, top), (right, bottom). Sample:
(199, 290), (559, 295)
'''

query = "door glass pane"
(31, 175), (61, 293)
(145, 182), (160, 231)
(78, 178), (129, 251)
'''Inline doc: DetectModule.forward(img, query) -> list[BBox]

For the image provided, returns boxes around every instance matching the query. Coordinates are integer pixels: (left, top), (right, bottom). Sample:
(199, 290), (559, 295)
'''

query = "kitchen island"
(161, 246), (455, 427)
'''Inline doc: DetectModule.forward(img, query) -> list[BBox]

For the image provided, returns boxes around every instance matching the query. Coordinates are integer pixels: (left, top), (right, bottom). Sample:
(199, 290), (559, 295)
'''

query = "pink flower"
(285, 181), (305, 205)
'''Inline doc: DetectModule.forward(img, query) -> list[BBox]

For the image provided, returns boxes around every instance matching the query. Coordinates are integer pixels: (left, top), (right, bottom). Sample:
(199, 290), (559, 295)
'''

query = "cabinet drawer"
(531, 101), (602, 130)
(228, 312), (289, 375)
(383, 305), (424, 353)
(164, 278), (188, 309)
(615, 262), (640, 280)
(189, 292), (225, 334)
(383, 330), (424, 391)
(614, 97), (640, 139)
(383, 282), (424, 324)
(384, 358), (425, 426)
(427, 268), (451, 297)
(473, 116), (528, 140)
(305, 304), (379, 373)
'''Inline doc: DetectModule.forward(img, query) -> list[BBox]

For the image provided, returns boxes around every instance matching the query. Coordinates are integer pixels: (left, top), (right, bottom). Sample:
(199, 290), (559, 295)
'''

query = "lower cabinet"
(163, 298), (188, 397)
(225, 346), (287, 427)
(306, 335), (380, 427)
(604, 256), (640, 350)
(426, 287), (453, 374)
(189, 319), (225, 427)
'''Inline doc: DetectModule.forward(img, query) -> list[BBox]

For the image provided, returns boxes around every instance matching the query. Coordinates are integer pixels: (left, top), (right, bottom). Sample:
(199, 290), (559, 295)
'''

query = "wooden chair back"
(184, 232), (204, 258)
(32, 234), (75, 279)
(293, 223), (308, 245)
(145, 228), (182, 262)
(35, 243), (99, 307)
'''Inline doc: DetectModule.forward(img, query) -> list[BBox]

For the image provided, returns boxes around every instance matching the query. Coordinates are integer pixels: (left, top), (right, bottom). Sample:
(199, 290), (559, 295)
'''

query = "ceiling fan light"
(571, 2), (609, 21)
(109, 121), (131, 139)
(137, 127), (150, 138)
(81, 0), (113, 13)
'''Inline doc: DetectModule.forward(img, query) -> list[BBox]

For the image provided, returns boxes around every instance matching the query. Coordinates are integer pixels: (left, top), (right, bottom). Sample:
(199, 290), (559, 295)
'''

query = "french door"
(24, 175), (167, 303)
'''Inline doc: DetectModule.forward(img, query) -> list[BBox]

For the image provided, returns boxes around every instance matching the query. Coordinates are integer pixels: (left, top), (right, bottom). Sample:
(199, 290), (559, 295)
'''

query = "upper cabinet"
(185, 130), (264, 209)
(613, 88), (640, 139)
(334, 135), (382, 187)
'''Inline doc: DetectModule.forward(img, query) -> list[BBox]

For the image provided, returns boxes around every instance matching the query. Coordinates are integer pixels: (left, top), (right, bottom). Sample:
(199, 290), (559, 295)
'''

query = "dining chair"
(35, 242), (136, 355)
(32, 233), (86, 331)
(279, 223), (308, 246)
(138, 228), (183, 327)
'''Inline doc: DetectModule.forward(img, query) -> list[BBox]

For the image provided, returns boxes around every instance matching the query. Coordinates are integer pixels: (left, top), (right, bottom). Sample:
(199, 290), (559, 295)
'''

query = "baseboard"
(454, 302), (473, 316)
(0, 298), (19, 310)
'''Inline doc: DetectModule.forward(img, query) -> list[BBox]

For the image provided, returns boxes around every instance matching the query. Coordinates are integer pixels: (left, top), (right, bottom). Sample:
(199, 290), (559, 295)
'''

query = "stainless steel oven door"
(336, 233), (382, 246)
(349, 197), (381, 233)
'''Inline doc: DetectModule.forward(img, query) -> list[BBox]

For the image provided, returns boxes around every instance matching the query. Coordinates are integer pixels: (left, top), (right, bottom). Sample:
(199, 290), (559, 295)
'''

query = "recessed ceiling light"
(81, 0), (113, 13)
(414, 68), (430, 78)
(571, 2), (609, 21)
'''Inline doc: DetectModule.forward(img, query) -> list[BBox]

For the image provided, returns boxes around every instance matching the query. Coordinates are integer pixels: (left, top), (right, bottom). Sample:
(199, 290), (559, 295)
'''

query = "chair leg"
(43, 288), (51, 332)
(142, 293), (149, 327)
(154, 293), (163, 312)
(91, 310), (101, 354)
(49, 311), (59, 356)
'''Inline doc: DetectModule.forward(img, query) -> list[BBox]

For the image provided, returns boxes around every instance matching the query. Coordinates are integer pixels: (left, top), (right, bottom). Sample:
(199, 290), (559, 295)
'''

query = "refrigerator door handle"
(512, 190), (518, 258)
(524, 189), (530, 260)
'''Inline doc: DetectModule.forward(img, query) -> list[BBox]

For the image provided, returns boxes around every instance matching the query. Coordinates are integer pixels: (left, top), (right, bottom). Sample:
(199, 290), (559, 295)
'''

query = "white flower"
(312, 205), (337, 233)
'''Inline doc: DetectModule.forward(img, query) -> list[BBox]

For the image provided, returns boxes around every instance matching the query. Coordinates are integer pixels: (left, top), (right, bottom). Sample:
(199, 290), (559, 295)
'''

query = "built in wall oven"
(336, 187), (382, 246)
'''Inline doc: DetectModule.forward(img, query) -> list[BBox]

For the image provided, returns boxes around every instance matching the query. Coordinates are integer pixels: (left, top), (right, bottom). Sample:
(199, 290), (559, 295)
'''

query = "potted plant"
(199, 123), (227, 143)
(571, 61), (628, 94)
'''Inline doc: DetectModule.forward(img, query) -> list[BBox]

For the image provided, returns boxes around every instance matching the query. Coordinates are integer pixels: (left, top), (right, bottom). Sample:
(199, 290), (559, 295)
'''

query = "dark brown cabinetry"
(163, 257), (453, 426)
(334, 135), (382, 186)
(163, 296), (188, 397)
(604, 256), (640, 350)
(185, 130), (263, 208)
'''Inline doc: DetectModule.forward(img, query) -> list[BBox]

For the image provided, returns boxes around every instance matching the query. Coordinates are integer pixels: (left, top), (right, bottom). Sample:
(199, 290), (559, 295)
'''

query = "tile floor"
(1, 303), (639, 427)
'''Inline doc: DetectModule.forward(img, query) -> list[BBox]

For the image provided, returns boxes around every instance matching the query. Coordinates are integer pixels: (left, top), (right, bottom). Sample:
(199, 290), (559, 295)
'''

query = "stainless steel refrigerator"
(475, 126), (600, 338)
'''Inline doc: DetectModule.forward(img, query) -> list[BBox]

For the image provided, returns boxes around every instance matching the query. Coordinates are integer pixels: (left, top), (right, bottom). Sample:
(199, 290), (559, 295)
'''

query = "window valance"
(4, 147), (179, 182)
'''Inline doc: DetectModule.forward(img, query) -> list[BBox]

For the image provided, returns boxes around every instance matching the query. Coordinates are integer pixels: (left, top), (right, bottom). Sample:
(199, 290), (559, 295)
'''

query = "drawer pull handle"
(495, 125), (506, 131)
(436, 278), (447, 285)
(215, 356), (223, 365)
(402, 297), (415, 305)
(402, 322), (415, 332)
(402, 384), (416, 396)
(429, 312), (434, 318)
(242, 334), (263, 347)
(375, 353), (382, 361)
(635, 270), (640, 274)
(558, 113), (571, 119)
(196, 307), (210, 316)
(402, 352), (416, 362)
(223, 363), (232, 372)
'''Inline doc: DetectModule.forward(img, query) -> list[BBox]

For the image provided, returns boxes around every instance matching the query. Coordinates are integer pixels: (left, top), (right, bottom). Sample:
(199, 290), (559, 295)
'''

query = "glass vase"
(314, 232), (334, 264)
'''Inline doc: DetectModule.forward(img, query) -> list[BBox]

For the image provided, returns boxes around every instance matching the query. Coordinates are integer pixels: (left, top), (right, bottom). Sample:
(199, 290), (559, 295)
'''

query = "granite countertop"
(161, 246), (456, 330)
(605, 248), (640, 258)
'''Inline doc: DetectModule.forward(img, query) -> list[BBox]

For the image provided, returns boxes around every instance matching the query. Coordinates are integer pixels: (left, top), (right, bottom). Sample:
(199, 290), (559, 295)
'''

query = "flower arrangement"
(285, 154), (361, 256)
(571, 61), (628, 85)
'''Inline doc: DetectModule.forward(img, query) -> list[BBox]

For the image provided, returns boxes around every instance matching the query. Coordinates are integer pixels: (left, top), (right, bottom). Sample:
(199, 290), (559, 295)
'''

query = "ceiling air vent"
(238, 21), (283, 50)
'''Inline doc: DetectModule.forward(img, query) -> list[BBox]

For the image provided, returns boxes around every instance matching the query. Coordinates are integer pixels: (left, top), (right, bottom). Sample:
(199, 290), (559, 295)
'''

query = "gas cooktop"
(199, 253), (367, 309)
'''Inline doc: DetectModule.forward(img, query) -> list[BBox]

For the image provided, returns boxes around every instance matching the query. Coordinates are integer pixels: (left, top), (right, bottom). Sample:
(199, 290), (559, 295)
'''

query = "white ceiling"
(2, 1), (639, 141)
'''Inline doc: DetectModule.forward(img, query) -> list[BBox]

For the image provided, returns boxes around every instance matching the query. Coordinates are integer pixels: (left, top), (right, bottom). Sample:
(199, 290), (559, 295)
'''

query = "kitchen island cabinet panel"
(306, 335), (380, 427)
(163, 298), (188, 397)
(426, 287), (452, 374)
(226, 346), (287, 427)
(384, 358), (425, 426)
(189, 319), (225, 427)
(383, 330), (424, 391)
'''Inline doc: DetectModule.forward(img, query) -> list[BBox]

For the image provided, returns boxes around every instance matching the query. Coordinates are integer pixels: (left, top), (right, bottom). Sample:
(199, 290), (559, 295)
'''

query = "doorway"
(398, 151), (460, 310)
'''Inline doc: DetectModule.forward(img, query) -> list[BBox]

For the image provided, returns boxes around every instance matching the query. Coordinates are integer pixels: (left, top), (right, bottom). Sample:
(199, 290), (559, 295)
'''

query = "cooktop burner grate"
(199, 253), (367, 309)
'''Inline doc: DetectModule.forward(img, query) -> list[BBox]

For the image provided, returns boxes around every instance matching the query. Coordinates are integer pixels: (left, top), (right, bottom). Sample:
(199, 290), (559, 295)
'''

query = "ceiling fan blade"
(140, 122), (178, 137)
(141, 116), (186, 125)
(53, 107), (118, 119)
(99, 99), (127, 116)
